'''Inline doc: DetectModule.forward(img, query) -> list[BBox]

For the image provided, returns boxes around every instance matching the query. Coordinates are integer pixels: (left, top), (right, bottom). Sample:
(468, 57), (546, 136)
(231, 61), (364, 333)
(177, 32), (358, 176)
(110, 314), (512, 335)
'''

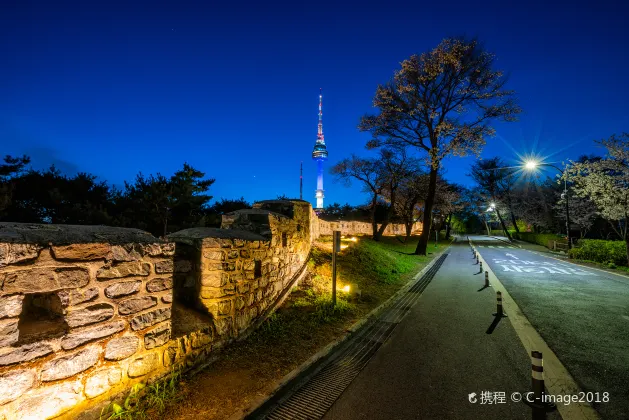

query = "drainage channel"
(254, 253), (449, 420)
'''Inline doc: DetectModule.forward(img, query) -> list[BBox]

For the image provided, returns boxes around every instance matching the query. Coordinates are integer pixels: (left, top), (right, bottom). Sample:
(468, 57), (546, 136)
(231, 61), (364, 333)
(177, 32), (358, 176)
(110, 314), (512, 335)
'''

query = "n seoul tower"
(312, 88), (328, 211)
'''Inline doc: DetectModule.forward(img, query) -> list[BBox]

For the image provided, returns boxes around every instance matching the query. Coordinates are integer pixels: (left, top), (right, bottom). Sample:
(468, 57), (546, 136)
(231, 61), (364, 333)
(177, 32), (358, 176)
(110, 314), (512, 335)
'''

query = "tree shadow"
(477, 284), (491, 292)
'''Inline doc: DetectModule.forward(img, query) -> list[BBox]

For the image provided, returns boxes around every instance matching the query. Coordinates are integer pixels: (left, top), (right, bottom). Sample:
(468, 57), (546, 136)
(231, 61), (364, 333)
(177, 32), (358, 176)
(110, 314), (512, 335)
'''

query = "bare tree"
(469, 158), (513, 240)
(330, 155), (384, 239)
(359, 37), (520, 255)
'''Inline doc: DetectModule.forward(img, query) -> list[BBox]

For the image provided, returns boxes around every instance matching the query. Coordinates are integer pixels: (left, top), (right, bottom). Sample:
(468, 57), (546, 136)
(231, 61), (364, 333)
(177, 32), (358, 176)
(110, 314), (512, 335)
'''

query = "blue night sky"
(1, 0), (628, 208)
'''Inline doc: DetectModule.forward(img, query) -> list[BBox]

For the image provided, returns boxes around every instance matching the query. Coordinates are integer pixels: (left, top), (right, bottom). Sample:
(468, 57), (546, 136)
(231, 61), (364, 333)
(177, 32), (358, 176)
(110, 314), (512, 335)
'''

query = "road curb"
(230, 241), (453, 420)
(471, 240), (601, 420)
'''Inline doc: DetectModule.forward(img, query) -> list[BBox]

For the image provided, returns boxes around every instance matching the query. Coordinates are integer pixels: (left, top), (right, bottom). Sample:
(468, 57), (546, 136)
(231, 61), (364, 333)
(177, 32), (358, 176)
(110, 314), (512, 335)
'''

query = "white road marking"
(505, 253), (519, 259)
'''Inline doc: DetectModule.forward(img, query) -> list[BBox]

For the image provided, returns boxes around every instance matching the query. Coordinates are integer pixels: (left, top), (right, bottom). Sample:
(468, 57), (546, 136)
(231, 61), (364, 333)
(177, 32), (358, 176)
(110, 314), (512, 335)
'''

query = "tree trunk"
(484, 219), (491, 236)
(370, 195), (378, 241)
(445, 214), (452, 239)
(508, 202), (519, 233)
(376, 189), (395, 241)
(625, 237), (629, 267)
(415, 167), (438, 255)
(494, 208), (512, 241)
(405, 222), (413, 242)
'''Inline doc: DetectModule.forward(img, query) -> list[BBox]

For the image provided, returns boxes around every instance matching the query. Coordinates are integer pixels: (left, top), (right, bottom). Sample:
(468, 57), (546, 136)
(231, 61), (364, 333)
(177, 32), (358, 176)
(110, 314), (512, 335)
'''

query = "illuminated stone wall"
(0, 200), (314, 420)
(317, 219), (423, 237)
(0, 224), (176, 419)
(0, 200), (421, 419)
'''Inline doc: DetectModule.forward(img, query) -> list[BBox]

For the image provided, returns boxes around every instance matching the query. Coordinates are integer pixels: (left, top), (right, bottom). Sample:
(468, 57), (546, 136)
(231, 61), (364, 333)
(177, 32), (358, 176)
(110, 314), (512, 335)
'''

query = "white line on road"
(505, 253), (519, 259)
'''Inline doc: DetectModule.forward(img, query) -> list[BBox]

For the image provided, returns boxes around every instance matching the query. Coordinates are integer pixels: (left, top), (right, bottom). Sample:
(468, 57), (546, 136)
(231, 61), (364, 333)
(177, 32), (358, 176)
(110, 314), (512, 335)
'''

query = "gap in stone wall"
(171, 243), (213, 339)
(17, 292), (68, 344)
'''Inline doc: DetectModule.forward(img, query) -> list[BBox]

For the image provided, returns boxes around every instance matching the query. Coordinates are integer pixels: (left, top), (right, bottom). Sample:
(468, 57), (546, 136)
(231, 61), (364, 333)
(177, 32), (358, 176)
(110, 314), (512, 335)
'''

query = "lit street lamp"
(524, 160), (572, 249)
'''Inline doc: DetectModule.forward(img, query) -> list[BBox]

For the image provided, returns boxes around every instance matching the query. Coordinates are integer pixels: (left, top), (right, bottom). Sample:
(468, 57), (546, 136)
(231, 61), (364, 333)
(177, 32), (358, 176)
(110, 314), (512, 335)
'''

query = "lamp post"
(524, 161), (572, 249)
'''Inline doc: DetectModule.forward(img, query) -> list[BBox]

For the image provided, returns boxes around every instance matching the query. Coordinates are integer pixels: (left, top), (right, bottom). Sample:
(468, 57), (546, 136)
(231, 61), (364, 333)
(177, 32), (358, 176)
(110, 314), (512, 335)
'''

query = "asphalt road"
(470, 235), (629, 420)
(322, 240), (560, 420)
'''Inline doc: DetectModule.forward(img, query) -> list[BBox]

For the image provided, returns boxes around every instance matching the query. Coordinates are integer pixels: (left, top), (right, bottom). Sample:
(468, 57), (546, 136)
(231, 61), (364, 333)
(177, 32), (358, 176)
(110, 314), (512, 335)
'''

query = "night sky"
(1, 0), (628, 207)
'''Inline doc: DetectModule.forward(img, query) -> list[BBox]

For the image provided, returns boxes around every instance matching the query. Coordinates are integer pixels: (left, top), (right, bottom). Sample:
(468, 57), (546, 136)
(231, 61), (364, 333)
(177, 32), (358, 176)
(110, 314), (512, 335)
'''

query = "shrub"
(512, 232), (565, 249)
(568, 239), (628, 267)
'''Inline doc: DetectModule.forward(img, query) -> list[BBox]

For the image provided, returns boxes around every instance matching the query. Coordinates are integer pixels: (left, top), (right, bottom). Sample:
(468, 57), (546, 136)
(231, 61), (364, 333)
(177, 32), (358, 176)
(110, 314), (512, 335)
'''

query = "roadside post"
(332, 230), (340, 307)
(524, 351), (557, 419)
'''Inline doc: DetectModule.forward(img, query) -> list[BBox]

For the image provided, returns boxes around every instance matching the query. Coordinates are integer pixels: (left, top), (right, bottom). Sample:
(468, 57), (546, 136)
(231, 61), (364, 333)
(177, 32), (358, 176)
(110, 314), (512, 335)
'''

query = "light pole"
(524, 161), (572, 249)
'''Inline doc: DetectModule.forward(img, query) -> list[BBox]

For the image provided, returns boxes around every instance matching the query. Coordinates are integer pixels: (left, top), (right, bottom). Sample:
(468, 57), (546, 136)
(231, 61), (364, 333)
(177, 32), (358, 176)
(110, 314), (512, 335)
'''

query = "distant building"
(311, 89), (328, 210)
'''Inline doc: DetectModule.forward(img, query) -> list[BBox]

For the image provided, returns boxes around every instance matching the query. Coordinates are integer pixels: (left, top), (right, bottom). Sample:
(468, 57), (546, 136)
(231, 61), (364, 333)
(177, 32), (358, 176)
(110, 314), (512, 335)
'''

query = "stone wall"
(317, 219), (422, 237)
(0, 224), (176, 420)
(0, 200), (422, 419)
(0, 200), (314, 420)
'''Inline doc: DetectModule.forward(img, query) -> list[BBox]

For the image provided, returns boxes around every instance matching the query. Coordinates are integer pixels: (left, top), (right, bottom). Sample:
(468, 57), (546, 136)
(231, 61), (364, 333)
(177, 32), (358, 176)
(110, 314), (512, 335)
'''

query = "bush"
(569, 239), (628, 267)
(512, 232), (565, 249)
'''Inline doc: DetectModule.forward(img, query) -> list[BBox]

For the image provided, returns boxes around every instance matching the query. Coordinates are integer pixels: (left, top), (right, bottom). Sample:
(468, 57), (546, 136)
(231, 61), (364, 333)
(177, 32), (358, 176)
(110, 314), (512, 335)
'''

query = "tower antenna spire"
(312, 89), (328, 210)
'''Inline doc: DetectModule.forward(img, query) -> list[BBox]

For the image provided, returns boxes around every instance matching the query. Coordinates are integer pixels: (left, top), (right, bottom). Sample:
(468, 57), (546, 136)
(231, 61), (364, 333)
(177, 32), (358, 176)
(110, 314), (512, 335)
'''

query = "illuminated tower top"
(312, 88), (328, 160)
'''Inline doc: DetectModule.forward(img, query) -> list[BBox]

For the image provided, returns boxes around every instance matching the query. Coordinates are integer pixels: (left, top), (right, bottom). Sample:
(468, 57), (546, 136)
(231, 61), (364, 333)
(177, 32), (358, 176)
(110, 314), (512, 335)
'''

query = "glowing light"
(342, 285), (350, 293)
(525, 160), (539, 170)
(490, 202), (496, 208)
(351, 237), (358, 242)
(340, 244), (349, 250)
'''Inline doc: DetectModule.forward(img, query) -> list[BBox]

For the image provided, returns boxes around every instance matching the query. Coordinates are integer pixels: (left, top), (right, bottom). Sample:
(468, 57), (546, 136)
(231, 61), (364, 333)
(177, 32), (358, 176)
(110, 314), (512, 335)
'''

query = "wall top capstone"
(167, 227), (267, 244)
(0, 222), (162, 245)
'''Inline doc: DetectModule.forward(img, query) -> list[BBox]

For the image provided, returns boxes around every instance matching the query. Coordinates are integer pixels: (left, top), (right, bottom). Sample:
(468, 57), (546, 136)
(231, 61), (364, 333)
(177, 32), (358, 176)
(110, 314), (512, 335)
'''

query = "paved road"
(323, 240), (559, 420)
(470, 235), (629, 420)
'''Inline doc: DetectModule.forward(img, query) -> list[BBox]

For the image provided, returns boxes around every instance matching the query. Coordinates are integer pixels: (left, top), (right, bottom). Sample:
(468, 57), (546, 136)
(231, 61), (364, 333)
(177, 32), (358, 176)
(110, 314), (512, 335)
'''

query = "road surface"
(322, 240), (559, 420)
(470, 235), (628, 420)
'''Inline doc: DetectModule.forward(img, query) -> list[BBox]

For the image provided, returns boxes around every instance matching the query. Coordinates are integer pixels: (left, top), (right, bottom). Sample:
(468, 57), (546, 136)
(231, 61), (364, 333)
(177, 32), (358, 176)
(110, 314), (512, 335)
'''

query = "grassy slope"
(104, 236), (447, 420)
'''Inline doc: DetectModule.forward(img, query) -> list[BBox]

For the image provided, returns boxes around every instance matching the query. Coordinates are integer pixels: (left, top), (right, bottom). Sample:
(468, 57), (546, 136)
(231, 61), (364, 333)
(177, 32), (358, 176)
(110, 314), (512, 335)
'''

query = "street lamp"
(524, 160), (572, 249)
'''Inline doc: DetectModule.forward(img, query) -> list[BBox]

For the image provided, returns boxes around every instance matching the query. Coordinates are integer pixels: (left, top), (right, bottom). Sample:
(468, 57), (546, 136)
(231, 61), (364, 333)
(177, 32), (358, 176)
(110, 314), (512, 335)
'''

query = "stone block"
(200, 271), (227, 287)
(104, 280), (141, 298)
(218, 300), (231, 316)
(190, 330), (213, 349)
(162, 294), (173, 304)
(144, 323), (170, 349)
(235, 296), (245, 311)
(1, 267), (89, 294)
(200, 287), (224, 299)
(233, 239), (245, 247)
(240, 249), (250, 258)
(85, 367), (122, 398)
(51, 243), (111, 261)
(128, 352), (158, 377)
(16, 380), (84, 420)
(110, 245), (142, 262)
(65, 303), (114, 327)
(105, 335), (139, 361)
(131, 307), (171, 331)
(141, 243), (175, 257)
(146, 277), (173, 292)
(57, 287), (99, 307)
(96, 262), (151, 279)
(0, 369), (36, 405)
(202, 250), (224, 261)
(118, 296), (157, 315)
(0, 295), (23, 319)
(155, 260), (174, 274)
(227, 250), (239, 259)
(0, 243), (42, 267)
(236, 282), (250, 294)
(213, 317), (232, 336)
(41, 346), (100, 381)
(0, 342), (53, 366)
(61, 320), (125, 350)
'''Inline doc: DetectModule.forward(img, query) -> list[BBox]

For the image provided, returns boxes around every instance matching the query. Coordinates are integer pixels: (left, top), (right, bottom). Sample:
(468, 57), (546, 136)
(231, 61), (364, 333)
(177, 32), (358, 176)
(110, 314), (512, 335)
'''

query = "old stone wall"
(0, 224), (176, 420)
(0, 200), (315, 420)
(0, 200), (422, 419)
(317, 219), (423, 237)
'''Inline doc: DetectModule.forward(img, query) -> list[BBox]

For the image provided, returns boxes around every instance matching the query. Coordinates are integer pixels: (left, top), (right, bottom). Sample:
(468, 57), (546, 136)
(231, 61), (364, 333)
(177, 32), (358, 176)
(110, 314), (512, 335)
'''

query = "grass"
(101, 369), (182, 419)
(119, 235), (448, 420)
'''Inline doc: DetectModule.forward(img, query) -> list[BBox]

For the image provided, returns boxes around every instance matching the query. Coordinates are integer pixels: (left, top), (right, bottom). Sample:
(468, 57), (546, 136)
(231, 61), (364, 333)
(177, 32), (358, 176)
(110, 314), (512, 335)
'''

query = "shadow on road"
(485, 315), (505, 334)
